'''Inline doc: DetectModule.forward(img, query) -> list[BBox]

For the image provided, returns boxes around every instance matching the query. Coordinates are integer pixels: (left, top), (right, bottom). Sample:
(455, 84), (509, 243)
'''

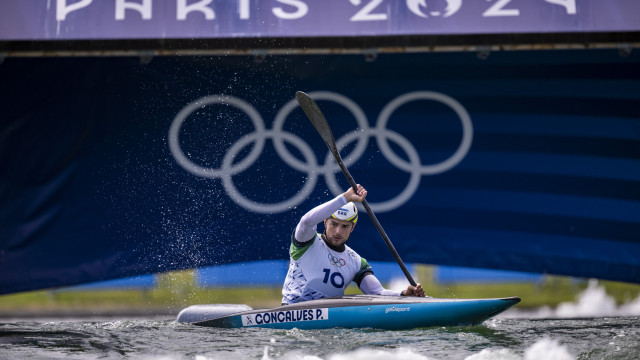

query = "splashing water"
(2, 315), (638, 360)
(2, 279), (638, 360)
(523, 338), (574, 360)
(555, 280), (618, 318)
(503, 279), (640, 319)
(257, 337), (577, 360)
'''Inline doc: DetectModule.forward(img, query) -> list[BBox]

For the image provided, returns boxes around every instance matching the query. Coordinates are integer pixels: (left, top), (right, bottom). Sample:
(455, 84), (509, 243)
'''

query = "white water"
(4, 316), (637, 360)
(504, 279), (640, 319)
(390, 276), (640, 319)
(2, 281), (638, 360)
(463, 338), (574, 360)
(255, 337), (575, 360)
(245, 281), (639, 360)
(320, 278), (640, 360)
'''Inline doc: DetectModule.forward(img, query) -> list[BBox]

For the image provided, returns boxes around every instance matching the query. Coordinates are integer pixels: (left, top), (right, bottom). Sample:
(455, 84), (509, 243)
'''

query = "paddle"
(295, 91), (417, 287)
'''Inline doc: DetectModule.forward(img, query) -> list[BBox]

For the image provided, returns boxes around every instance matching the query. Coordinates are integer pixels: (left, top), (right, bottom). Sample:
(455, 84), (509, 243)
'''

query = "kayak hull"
(178, 295), (521, 330)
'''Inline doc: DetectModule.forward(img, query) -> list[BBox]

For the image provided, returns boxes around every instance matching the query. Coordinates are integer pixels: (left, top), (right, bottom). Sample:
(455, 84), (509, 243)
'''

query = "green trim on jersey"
(289, 232), (316, 261)
(353, 257), (374, 286)
(360, 257), (370, 271)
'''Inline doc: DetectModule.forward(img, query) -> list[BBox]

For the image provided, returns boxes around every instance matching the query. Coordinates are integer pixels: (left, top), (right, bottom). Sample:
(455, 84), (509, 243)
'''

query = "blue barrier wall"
(1, 50), (639, 294)
(196, 261), (415, 287)
(67, 275), (157, 291)
(435, 266), (542, 284)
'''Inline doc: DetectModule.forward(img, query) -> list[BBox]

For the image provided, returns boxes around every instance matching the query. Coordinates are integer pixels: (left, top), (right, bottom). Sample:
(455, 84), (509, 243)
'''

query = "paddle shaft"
(295, 91), (417, 287)
(331, 149), (417, 287)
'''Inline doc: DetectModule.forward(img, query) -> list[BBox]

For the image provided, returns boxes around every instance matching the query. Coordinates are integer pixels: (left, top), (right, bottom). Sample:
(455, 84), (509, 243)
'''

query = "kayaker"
(282, 184), (426, 305)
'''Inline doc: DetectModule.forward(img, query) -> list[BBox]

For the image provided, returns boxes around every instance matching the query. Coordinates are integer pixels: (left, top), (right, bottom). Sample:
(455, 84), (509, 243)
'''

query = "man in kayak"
(282, 184), (426, 304)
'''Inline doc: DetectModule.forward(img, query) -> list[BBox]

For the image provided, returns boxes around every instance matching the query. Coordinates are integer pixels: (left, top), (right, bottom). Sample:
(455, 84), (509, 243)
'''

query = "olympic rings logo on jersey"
(328, 254), (346, 267)
(168, 91), (473, 214)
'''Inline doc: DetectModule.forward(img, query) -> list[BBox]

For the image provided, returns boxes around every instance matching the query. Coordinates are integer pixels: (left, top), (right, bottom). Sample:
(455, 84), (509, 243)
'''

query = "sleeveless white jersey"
(281, 232), (371, 304)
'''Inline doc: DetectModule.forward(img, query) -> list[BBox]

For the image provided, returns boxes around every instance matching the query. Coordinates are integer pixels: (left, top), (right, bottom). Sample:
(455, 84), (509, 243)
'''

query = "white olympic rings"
(168, 91), (473, 214)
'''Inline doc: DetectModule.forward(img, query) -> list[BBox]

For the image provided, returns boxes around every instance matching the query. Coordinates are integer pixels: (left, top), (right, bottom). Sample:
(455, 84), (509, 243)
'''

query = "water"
(1, 283), (639, 360)
(1, 316), (638, 360)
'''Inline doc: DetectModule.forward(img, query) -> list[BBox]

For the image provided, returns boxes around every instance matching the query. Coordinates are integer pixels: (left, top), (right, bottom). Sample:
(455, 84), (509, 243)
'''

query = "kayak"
(177, 295), (521, 330)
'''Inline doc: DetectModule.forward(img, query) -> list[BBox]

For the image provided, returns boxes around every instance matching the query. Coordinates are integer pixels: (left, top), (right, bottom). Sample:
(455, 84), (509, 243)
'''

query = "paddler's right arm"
(294, 194), (347, 243)
(293, 185), (367, 245)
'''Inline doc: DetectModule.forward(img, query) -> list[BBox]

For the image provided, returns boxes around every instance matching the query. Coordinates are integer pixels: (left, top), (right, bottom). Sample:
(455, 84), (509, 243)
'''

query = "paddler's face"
(324, 218), (355, 246)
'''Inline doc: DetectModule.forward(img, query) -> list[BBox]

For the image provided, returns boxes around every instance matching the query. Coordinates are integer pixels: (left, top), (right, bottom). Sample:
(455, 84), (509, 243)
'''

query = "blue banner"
(1, 50), (639, 294)
(1, 0), (639, 40)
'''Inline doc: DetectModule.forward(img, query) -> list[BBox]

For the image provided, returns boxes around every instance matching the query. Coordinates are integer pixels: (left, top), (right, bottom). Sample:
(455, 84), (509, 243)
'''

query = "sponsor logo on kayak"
(241, 308), (329, 326)
(385, 306), (411, 314)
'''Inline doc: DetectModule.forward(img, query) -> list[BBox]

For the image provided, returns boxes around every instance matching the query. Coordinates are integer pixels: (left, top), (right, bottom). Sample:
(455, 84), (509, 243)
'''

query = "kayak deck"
(178, 295), (521, 330)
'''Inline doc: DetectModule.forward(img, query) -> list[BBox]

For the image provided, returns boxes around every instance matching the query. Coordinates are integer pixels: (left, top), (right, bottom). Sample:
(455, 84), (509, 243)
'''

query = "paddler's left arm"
(358, 274), (426, 297)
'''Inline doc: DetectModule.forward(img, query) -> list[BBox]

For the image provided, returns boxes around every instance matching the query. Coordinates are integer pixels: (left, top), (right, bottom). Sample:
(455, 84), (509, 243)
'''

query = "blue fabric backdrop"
(1, 50), (639, 294)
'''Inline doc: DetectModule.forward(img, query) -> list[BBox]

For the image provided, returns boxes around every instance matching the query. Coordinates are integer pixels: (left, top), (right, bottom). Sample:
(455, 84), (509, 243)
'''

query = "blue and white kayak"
(177, 295), (521, 330)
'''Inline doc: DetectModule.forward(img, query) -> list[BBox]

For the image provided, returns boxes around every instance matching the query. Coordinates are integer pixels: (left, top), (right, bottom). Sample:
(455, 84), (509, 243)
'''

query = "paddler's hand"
(344, 184), (367, 203)
(401, 283), (426, 297)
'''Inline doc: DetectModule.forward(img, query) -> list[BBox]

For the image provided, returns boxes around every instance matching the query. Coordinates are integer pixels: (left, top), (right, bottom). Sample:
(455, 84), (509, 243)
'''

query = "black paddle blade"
(295, 91), (338, 155)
